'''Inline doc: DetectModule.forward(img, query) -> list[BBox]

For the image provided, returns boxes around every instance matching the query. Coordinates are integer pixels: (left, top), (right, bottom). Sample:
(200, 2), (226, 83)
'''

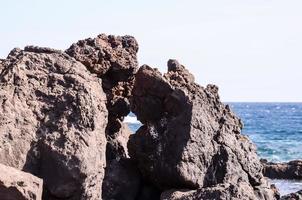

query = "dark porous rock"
(0, 163), (43, 200)
(128, 60), (278, 199)
(262, 159), (302, 180)
(0, 46), (107, 199)
(281, 190), (302, 200)
(136, 183), (161, 200)
(65, 34), (138, 77)
(66, 34), (138, 159)
(161, 183), (279, 200)
(106, 122), (132, 160)
(102, 159), (141, 200)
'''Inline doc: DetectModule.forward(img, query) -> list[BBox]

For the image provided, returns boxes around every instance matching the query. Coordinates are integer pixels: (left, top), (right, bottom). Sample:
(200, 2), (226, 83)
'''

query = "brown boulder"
(0, 163), (43, 200)
(106, 122), (132, 160)
(128, 60), (278, 199)
(0, 46), (107, 199)
(161, 182), (279, 200)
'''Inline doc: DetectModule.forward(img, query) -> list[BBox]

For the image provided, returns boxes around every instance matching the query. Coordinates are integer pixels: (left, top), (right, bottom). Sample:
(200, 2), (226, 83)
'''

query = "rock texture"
(262, 159), (302, 180)
(161, 183), (280, 200)
(0, 163), (43, 200)
(102, 159), (141, 200)
(66, 34), (141, 200)
(66, 34), (142, 200)
(0, 34), (284, 200)
(0, 46), (107, 199)
(128, 60), (278, 199)
(66, 34), (138, 138)
(281, 190), (302, 200)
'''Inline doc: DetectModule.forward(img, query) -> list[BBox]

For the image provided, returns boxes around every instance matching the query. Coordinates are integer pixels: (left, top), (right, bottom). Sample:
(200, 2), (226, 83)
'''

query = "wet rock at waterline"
(262, 159), (302, 180)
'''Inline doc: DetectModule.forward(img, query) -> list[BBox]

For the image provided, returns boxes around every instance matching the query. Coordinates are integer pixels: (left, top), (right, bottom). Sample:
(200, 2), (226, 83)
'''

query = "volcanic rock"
(66, 33), (138, 159)
(161, 182), (279, 200)
(102, 159), (141, 200)
(128, 60), (278, 199)
(0, 46), (107, 199)
(0, 163), (43, 200)
(262, 159), (302, 180)
(281, 190), (302, 200)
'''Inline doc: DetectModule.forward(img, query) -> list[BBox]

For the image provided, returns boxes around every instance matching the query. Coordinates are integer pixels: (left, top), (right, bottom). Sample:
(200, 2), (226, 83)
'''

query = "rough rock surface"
(262, 159), (302, 180)
(161, 183), (280, 200)
(66, 34), (138, 137)
(281, 190), (302, 200)
(106, 122), (132, 160)
(66, 34), (140, 200)
(0, 163), (43, 200)
(128, 60), (278, 199)
(102, 159), (141, 200)
(0, 46), (107, 199)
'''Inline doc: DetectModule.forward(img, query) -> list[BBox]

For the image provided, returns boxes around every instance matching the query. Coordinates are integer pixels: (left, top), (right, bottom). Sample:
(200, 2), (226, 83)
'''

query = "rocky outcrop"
(0, 34), (283, 200)
(66, 34), (138, 138)
(281, 190), (302, 200)
(128, 60), (278, 199)
(66, 34), (141, 200)
(0, 163), (43, 200)
(0, 46), (108, 199)
(262, 159), (302, 180)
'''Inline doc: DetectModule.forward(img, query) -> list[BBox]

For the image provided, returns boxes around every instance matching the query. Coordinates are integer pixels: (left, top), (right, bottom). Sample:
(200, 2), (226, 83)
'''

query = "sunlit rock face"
(66, 33), (139, 160)
(0, 46), (108, 199)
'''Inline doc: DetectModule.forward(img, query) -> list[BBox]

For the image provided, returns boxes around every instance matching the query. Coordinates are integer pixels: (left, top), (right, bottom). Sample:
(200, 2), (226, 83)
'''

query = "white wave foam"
(270, 179), (302, 196)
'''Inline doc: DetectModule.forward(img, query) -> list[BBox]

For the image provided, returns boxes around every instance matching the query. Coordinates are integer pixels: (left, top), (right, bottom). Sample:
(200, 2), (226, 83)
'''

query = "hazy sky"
(1, 0), (301, 102)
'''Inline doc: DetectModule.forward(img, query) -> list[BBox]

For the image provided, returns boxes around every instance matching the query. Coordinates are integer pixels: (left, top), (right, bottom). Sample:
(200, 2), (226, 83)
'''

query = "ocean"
(124, 103), (302, 195)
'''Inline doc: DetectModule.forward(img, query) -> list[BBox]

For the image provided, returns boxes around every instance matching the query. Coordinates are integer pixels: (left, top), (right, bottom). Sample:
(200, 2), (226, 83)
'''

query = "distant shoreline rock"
(261, 159), (302, 180)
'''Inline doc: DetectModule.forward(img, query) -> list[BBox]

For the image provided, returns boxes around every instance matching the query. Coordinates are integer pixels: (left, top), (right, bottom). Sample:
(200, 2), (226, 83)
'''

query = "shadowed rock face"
(128, 60), (278, 199)
(161, 183), (279, 200)
(0, 163), (43, 200)
(0, 46), (107, 199)
(102, 159), (141, 200)
(262, 159), (302, 180)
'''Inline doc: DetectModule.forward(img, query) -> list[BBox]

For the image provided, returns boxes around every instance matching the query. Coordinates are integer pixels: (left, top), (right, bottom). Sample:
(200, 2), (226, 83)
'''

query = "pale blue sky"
(1, 0), (301, 102)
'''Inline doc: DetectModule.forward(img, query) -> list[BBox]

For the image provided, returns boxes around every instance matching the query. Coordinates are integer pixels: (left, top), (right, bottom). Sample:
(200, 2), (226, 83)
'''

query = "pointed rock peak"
(167, 59), (184, 72)
(165, 59), (195, 85)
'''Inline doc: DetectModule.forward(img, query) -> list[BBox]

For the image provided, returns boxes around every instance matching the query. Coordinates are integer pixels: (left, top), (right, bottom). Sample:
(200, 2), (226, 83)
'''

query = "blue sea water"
(229, 103), (302, 162)
(124, 103), (302, 195)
